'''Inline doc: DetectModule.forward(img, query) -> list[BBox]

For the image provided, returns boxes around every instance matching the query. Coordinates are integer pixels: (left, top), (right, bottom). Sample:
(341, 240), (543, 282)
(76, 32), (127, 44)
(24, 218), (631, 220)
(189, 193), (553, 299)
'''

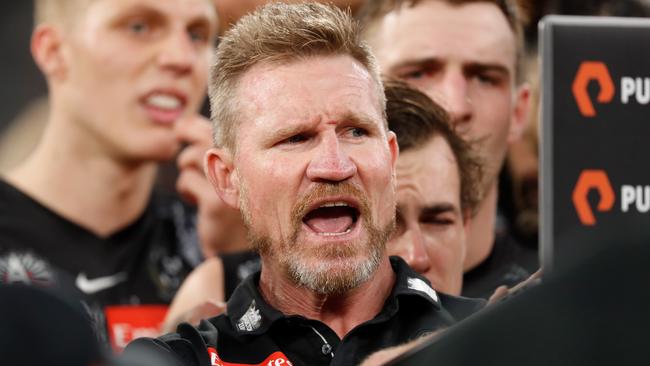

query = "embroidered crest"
(407, 277), (438, 303)
(237, 300), (262, 332)
(0, 252), (53, 286)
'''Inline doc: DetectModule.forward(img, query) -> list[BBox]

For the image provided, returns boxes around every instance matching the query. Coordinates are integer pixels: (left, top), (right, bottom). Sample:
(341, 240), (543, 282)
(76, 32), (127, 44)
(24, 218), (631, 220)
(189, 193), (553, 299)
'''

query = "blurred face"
(390, 136), (467, 295)
(369, 1), (521, 189)
(231, 55), (398, 295)
(59, 0), (217, 162)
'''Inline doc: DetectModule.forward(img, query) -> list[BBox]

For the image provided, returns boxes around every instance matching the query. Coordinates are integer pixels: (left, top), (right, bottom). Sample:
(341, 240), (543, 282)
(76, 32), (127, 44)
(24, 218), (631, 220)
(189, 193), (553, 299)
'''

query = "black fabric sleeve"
(121, 321), (220, 366)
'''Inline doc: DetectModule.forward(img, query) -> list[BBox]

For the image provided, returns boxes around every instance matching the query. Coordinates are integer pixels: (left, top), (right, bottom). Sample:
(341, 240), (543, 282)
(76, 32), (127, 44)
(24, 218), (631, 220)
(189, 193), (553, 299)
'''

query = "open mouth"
(145, 93), (185, 110)
(302, 202), (360, 237)
(140, 90), (188, 124)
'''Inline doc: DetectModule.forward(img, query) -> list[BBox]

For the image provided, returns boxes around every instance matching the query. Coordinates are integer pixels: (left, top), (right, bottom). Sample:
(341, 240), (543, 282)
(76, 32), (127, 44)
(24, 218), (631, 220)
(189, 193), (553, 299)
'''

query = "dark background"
(547, 20), (650, 271)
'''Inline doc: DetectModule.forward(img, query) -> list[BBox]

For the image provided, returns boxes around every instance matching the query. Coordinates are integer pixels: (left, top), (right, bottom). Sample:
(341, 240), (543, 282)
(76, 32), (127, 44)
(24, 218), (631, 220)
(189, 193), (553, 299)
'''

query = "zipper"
(309, 325), (334, 358)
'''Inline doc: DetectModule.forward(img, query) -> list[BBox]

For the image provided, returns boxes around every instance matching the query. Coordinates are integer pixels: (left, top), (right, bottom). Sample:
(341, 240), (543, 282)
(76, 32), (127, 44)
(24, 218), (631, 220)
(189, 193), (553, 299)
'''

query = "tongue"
(304, 207), (354, 234)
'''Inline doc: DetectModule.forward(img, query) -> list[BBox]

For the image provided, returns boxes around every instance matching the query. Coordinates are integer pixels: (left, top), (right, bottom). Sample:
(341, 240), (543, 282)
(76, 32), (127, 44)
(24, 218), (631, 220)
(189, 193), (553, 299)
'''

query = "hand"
(175, 115), (213, 206)
(488, 269), (543, 305)
(162, 299), (226, 334)
(175, 115), (243, 256)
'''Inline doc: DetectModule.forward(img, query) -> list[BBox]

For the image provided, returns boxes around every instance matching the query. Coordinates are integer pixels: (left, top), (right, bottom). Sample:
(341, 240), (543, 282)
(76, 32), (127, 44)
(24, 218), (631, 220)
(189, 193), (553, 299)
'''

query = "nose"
(306, 132), (357, 182)
(158, 30), (196, 77)
(434, 70), (473, 131)
(394, 227), (432, 275)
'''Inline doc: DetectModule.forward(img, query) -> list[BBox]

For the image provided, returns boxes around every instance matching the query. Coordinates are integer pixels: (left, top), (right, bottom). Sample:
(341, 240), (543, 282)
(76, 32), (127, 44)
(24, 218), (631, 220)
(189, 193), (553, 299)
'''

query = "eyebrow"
(187, 12), (218, 33)
(389, 57), (511, 78)
(419, 203), (459, 217)
(395, 202), (460, 218)
(389, 57), (442, 73)
(338, 112), (382, 133)
(464, 63), (510, 79)
(263, 112), (382, 145)
(112, 4), (216, 31)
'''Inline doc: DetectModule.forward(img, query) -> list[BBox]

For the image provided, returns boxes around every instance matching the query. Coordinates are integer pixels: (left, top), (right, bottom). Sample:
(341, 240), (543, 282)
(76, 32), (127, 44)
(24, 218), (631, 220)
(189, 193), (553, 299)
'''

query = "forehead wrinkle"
(239, 60), (382, 134)
(374, 2), (515, 76)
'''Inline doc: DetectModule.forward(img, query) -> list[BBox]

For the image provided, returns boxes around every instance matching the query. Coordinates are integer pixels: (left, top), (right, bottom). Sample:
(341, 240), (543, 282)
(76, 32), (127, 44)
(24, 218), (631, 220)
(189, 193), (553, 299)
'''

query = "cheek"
(446, 226), (467, 266)
(239, 155), (300, 232)
(425, 230), (463, 268)
(85, 38), (141, 78)
(471, 98), (513, 165)
(356, 146), (396, 214)
(188, 52), (211, 102)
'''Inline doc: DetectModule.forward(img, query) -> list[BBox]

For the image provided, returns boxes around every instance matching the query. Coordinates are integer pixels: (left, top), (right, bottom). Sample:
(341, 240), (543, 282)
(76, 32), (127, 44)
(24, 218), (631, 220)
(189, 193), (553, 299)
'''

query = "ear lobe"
(507, 83), (531, 143)
(387, 130), (400, 169)
(205, 148), (240, 209)
(31, 24), (67, 81)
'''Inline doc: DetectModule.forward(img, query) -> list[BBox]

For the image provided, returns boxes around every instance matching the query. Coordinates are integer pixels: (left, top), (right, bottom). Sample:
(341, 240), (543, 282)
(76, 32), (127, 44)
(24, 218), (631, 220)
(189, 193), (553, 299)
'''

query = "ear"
(31, 24), (67, 81)
(507, 83), (531, 143)
(386, 130), (400, 187)
(205, 147), (240, 209)
(387, 130), (400, 170)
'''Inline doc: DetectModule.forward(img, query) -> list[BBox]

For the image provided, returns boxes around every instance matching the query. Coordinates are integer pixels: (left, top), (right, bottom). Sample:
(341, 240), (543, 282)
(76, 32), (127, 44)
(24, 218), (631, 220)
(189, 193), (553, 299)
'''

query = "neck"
(259, 255), (395, 339)
(5, 112), (157, 237)
(463, 182), (498, 271)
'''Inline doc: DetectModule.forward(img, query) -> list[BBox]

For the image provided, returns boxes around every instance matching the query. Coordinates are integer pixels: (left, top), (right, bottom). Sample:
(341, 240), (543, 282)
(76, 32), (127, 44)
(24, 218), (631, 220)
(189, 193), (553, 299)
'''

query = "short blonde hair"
(34, 0), (91, 27)
(209, 2), (385, 151)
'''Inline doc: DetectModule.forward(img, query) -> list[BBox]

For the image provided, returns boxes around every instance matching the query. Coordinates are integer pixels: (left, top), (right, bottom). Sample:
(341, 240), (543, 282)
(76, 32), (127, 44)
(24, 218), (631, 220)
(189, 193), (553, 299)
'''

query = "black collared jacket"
(124, 257), (485, 366)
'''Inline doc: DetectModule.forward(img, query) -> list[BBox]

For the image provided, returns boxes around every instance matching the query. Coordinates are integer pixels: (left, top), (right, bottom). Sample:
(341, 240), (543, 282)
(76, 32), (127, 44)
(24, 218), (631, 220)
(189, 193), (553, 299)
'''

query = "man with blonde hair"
(0, 0), (218, 349)
(124, 3), (479, 365)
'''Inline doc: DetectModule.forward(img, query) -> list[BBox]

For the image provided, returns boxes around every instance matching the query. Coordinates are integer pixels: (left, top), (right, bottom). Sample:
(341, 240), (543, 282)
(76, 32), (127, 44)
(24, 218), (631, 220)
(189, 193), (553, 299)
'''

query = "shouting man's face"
(209, 55), (399, 295)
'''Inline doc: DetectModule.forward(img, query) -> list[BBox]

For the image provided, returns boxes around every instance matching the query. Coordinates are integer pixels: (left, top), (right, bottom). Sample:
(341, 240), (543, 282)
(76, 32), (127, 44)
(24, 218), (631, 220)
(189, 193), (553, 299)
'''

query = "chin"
(130, 141), (180, 163)
(283, 249), (382, 295)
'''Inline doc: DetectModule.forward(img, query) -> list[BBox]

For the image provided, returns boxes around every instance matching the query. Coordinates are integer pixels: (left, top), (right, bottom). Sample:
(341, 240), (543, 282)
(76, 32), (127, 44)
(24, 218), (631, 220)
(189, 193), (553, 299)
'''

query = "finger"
(176, 169), (214, 205)
(189, 301), (227, 324)
(175, 114), (213, 144)
(487, 285), (509, 304)
(530, 268), (543, 280)
(205, 300), (227, 309)
(177, 144), (206, 171)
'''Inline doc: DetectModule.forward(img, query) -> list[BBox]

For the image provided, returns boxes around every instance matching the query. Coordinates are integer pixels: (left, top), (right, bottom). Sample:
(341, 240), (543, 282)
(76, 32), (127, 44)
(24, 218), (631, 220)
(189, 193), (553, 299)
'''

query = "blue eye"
(350, 128), (367, 137)
(188, 25), (210, 44)
(128, 20), (149, 34)
(189, 31), (206, 43)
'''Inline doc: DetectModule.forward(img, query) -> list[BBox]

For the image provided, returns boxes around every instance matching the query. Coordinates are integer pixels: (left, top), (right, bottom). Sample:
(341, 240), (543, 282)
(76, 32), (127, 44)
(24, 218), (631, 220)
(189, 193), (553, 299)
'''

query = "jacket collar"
(225, 256), (442, 336)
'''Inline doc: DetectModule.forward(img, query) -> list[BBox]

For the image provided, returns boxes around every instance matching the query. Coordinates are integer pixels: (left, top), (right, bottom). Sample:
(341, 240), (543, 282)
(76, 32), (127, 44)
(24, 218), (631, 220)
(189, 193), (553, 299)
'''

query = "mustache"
(291, 182), (372, 224)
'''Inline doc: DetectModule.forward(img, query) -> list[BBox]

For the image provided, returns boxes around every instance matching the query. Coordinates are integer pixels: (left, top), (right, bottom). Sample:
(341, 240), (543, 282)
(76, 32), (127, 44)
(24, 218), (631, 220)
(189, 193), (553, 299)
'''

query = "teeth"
(317, 227), (353, 236)
(319, 202), (350, 208)
(146, 94), (182, 110)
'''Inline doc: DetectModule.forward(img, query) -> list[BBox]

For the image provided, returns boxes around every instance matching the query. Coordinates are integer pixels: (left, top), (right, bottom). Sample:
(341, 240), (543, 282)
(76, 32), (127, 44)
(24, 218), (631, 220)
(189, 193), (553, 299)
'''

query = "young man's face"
(368, 1), (525, 189)
(224, 55), (398, 294)
(390, 136), (467, 295)
(58, 0), (217, 161)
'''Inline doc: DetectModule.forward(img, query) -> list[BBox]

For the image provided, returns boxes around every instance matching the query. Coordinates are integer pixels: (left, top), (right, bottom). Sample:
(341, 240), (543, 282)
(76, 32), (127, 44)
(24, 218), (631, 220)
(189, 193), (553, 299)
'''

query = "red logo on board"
(572, 170), (615, 226)
(572, 61), (615, 117)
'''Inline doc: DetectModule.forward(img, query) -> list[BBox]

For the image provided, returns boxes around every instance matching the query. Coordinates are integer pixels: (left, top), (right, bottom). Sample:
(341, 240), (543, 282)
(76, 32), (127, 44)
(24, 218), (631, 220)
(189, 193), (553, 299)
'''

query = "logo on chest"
(237, 300), (262, 332)
(0, 252), (53, 286)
